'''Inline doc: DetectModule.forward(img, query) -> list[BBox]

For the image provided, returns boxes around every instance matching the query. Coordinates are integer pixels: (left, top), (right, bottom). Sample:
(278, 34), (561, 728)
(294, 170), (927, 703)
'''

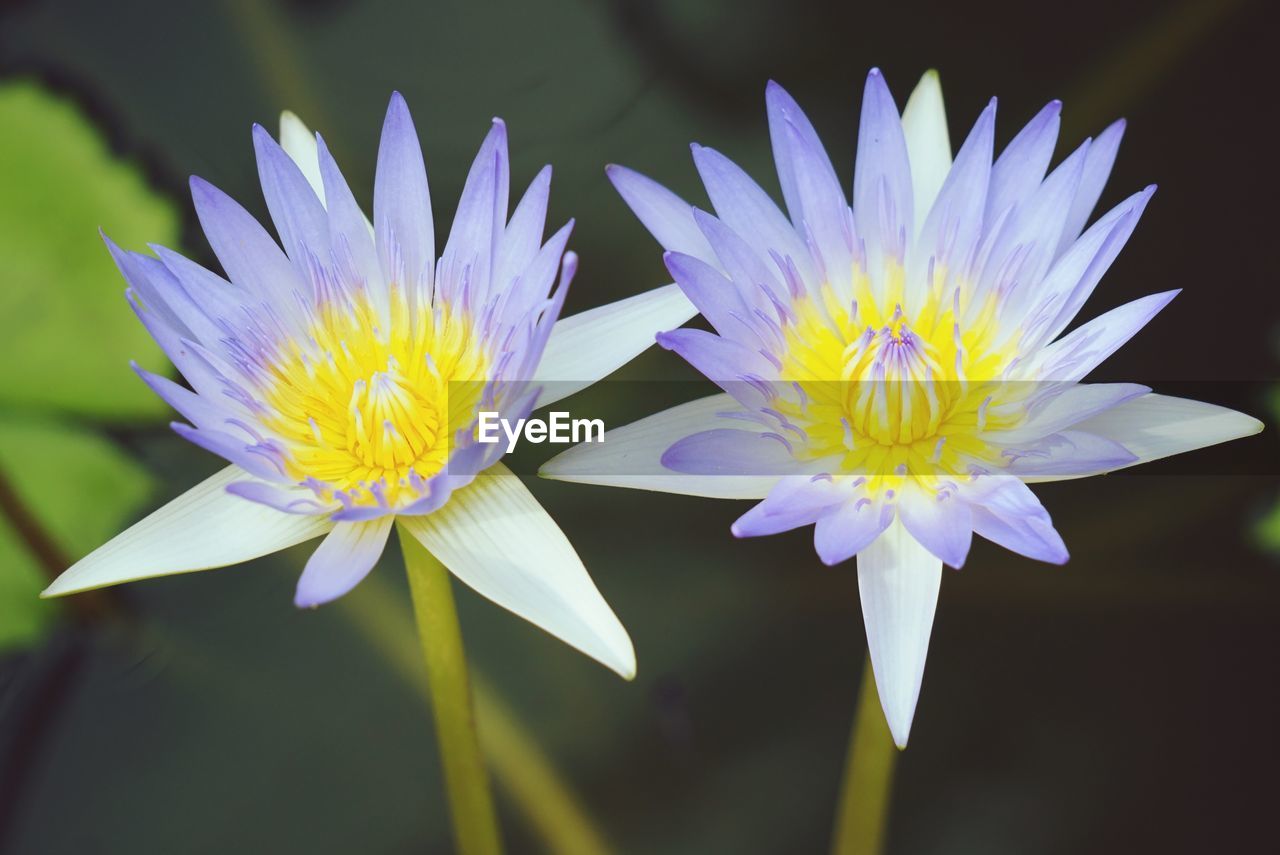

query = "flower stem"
(398, 525), (503, 855)
(339, 573), (618, 854)
(831, 654), (897, 855)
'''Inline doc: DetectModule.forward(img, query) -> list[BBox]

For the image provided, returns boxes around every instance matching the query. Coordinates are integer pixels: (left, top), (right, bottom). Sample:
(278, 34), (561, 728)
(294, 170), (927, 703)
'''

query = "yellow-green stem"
(339, 572), (617, 854)
(399, 525), (503, 855)
(831, 655), (898, 855)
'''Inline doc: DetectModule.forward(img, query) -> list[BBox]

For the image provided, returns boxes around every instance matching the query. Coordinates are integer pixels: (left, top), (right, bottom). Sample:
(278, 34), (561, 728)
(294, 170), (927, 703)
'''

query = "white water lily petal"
(901, 70), (951, 228)
(280, 111), (379, 245)
(1023, 394), (1264, 482)
(858, 518), (943, 748)
(400, 463), (635, 678)
(280, 110), (324, 203)
(541, 393), (780, 499)
(43, 466), (332, 597)
(533, 283), (696, 408)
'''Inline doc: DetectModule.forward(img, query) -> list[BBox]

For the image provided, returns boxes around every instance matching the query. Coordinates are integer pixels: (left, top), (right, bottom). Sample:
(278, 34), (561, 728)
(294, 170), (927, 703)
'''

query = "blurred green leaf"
(0, 414), (155, 650)
(0, 80), (175, 420)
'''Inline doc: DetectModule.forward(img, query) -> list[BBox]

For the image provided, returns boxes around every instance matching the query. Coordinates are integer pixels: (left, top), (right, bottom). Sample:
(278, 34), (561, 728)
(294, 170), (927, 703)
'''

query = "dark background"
(0, 0), (1277, 852)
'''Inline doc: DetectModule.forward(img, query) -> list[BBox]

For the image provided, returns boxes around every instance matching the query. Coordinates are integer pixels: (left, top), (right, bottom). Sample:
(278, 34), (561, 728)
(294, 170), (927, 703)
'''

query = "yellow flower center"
(258, 292), (488, 508)
(777, 268), (1024, 490)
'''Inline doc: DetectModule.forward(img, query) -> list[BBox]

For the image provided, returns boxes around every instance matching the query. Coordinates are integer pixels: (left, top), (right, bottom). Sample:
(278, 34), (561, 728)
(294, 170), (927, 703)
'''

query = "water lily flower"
(543, 70), (1263, 742)
(44, 93), (697, 679)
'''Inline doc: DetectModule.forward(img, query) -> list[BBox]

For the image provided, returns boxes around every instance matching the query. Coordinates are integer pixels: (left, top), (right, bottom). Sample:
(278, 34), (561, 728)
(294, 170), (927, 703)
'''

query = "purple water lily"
(543, 70), (1263, 740)
(45, 94), (701, 678)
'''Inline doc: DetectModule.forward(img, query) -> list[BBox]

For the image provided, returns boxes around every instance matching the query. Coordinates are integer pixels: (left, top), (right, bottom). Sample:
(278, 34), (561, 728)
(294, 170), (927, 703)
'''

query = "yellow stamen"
(259, 294), (487, 507)
(778, 280), (1025, 494)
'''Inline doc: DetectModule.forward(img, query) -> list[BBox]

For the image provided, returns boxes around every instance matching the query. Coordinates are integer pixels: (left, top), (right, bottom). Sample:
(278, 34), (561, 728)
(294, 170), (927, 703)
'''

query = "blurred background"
(0, 0), (1276, 852)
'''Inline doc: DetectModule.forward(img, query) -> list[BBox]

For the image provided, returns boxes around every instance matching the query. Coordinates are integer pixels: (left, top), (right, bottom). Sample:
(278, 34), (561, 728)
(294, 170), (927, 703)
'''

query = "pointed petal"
(982, 139), (1089, 316)
(1002, 430), (1137, 477)
(540, 394), (779, 499)
(374, 92), (434, 291)
(189, 176), (302, 302)
(766, 81), (844, 230)
(133, 364), (231, 430)
(657, 327), (777, 397)
(661, 428), (804, 476)
(857, 519), (942, 748)
(279, 110), (325, 202)
(777, 116), (854, 294)
(664, 251), (752, 338)
(253, 123), (331, 264)
(989, 383), (1149, 443)
(606, 164), (716, 261)
(961, 476), (1068, 563)
(1018, 187), (1154, 348)
(494, 165), (552, 292)
(1034, 290), (1179, 381)
(294, 517), (393, 607)
(853, 69), (914, 263)
(1059, 118), (1125, 253)
(439, 119), (508, 301)
(985, 100), (1061, 223)
(399, 464), (635, 678)
(900, 70), (951, 226)
(692, 144), (814, 281)
(104, 236), (208, 342)
(732, 475), (850, 537)
(813, 496), (895, 565)
(1024, 394), (1264, 481)
(225, 480), (330, 514)
(316, 134), (383, 292)
(908, 99), (994, 295)
(169, 422), (286, 483)
(501, 219), (573, 329)
(532, 283), (696, 408)
(150, 245), (248, 340)
(692, 208), (788, 307)
(897, 485), (973, 568)
(43, 467), (332, 597)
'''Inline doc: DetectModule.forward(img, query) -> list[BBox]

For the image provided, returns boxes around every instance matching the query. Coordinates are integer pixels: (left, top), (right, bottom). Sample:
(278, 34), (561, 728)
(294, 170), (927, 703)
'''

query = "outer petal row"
(858, 519), (942, 749)
(540, 393), (781, 499)
(1024, 394), (1264, 481)
(400, 463), (636, 679)
(43, 466), (333, 597)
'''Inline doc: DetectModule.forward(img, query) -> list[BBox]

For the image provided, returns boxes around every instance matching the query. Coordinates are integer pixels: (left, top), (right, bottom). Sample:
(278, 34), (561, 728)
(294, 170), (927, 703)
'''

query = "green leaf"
(0, 80), (177, 420)
(0, 413), (155, 650)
